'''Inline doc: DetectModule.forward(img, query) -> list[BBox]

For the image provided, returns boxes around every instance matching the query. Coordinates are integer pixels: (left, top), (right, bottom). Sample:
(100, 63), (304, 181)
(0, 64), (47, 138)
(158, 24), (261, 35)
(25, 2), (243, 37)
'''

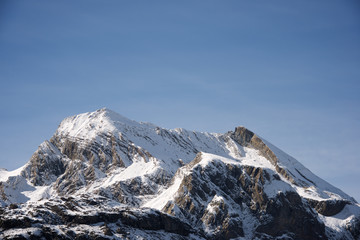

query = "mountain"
(0, 108), (359, 240)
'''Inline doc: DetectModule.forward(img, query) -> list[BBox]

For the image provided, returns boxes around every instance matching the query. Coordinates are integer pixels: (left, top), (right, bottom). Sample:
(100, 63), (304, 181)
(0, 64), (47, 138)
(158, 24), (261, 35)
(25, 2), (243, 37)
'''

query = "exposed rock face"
(230, 126), (353, 222)
(49, 133), (129, 194)
(0, 108), (359, 240)
(50, 133), (128, 172)
(346, 217), (360, 240)
(231, 126), (295, 184)
(307, 199), (350, 216)
(256, 192), (326, 240)
(162, 154), (327, 240)
(21, 141), (66, 186)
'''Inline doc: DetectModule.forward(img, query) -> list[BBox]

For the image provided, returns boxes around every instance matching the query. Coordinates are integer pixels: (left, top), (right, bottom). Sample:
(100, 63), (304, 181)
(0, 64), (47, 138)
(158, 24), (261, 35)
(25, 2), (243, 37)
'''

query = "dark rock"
(21, 141), (66, 186)
(346, 216), (360, 240)
(166, 159), (249, 239)
(66, 230), (76, 239)
(102, 224), (113, 236)
(231, 126), (254, 146)
(41, 226), (70, 240)
(217, 218), (244, 240)
(256, 192), (327, 240)
(116, 227), (128, 235)
(0, 217), (33, 229)
(161, 212), (192, 236)
(307, 199), (349, 216)
(230, 126), (297, 185)
(71, 214), (104, 225)
(119, 209), (191, 236)
(9, 203), (18, 209)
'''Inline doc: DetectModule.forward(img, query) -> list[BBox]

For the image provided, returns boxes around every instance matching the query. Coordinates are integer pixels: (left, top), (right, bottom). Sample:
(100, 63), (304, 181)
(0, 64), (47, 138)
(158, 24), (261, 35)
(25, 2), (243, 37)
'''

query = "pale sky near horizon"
(0, 1), (359, 201)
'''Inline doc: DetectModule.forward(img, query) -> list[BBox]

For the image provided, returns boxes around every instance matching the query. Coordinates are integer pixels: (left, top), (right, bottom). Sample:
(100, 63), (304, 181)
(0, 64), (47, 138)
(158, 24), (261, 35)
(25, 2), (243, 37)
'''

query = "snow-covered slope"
(0, 108), (359, 240)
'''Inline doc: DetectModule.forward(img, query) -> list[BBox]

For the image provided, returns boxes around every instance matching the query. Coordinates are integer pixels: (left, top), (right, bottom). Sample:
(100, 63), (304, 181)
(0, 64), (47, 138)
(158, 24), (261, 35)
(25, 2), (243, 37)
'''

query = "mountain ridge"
(0, 108), (359, 239)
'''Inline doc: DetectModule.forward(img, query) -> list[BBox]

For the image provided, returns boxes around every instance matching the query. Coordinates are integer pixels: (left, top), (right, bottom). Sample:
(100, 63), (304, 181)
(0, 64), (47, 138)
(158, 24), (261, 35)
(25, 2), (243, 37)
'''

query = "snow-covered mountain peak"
(1, 109), (359, 240)
(55, 108), (138, 140)
(51, 109), (355, 203)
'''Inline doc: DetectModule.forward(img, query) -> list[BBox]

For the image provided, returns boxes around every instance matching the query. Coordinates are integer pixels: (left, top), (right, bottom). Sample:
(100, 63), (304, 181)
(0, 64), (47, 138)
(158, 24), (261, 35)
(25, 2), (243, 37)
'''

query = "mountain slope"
(1, 108), (359, 240)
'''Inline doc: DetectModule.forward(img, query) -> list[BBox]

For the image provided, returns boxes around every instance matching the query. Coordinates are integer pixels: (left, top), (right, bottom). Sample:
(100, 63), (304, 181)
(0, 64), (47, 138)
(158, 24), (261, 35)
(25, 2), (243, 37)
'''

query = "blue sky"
(0, 1), (359, 201)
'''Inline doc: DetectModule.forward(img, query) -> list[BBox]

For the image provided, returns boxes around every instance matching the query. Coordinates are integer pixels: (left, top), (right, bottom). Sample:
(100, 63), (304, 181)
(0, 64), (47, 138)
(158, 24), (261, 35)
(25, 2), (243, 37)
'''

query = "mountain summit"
(1, 109), (359, 239)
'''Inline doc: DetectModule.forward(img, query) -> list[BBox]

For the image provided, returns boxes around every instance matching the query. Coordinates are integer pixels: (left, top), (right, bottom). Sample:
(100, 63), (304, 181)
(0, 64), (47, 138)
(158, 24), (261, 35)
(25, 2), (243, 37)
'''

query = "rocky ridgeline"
(0, 108), (359, 240)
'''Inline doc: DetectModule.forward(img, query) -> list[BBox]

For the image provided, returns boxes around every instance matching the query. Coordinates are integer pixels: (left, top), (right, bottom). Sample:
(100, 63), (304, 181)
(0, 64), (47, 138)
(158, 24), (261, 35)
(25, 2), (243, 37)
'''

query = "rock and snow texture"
(0, 108), (359, 240)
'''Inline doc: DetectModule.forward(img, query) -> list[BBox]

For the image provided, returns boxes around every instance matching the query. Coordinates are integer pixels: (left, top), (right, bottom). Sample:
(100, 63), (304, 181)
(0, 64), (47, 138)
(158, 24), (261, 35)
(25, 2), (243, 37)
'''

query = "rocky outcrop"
(162, 155), (328, 240)
(307, 198), (350, 216)
(49, 132), (169, 198)
(231, 126), (297, 185)
(50, 133), (128, 173)
(21, 141), (65, 186)
(163, 162), (246, 239)
(256, 192), (327, 240)
(346, 217), (360, 240)
(0, 183), (6, 201)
